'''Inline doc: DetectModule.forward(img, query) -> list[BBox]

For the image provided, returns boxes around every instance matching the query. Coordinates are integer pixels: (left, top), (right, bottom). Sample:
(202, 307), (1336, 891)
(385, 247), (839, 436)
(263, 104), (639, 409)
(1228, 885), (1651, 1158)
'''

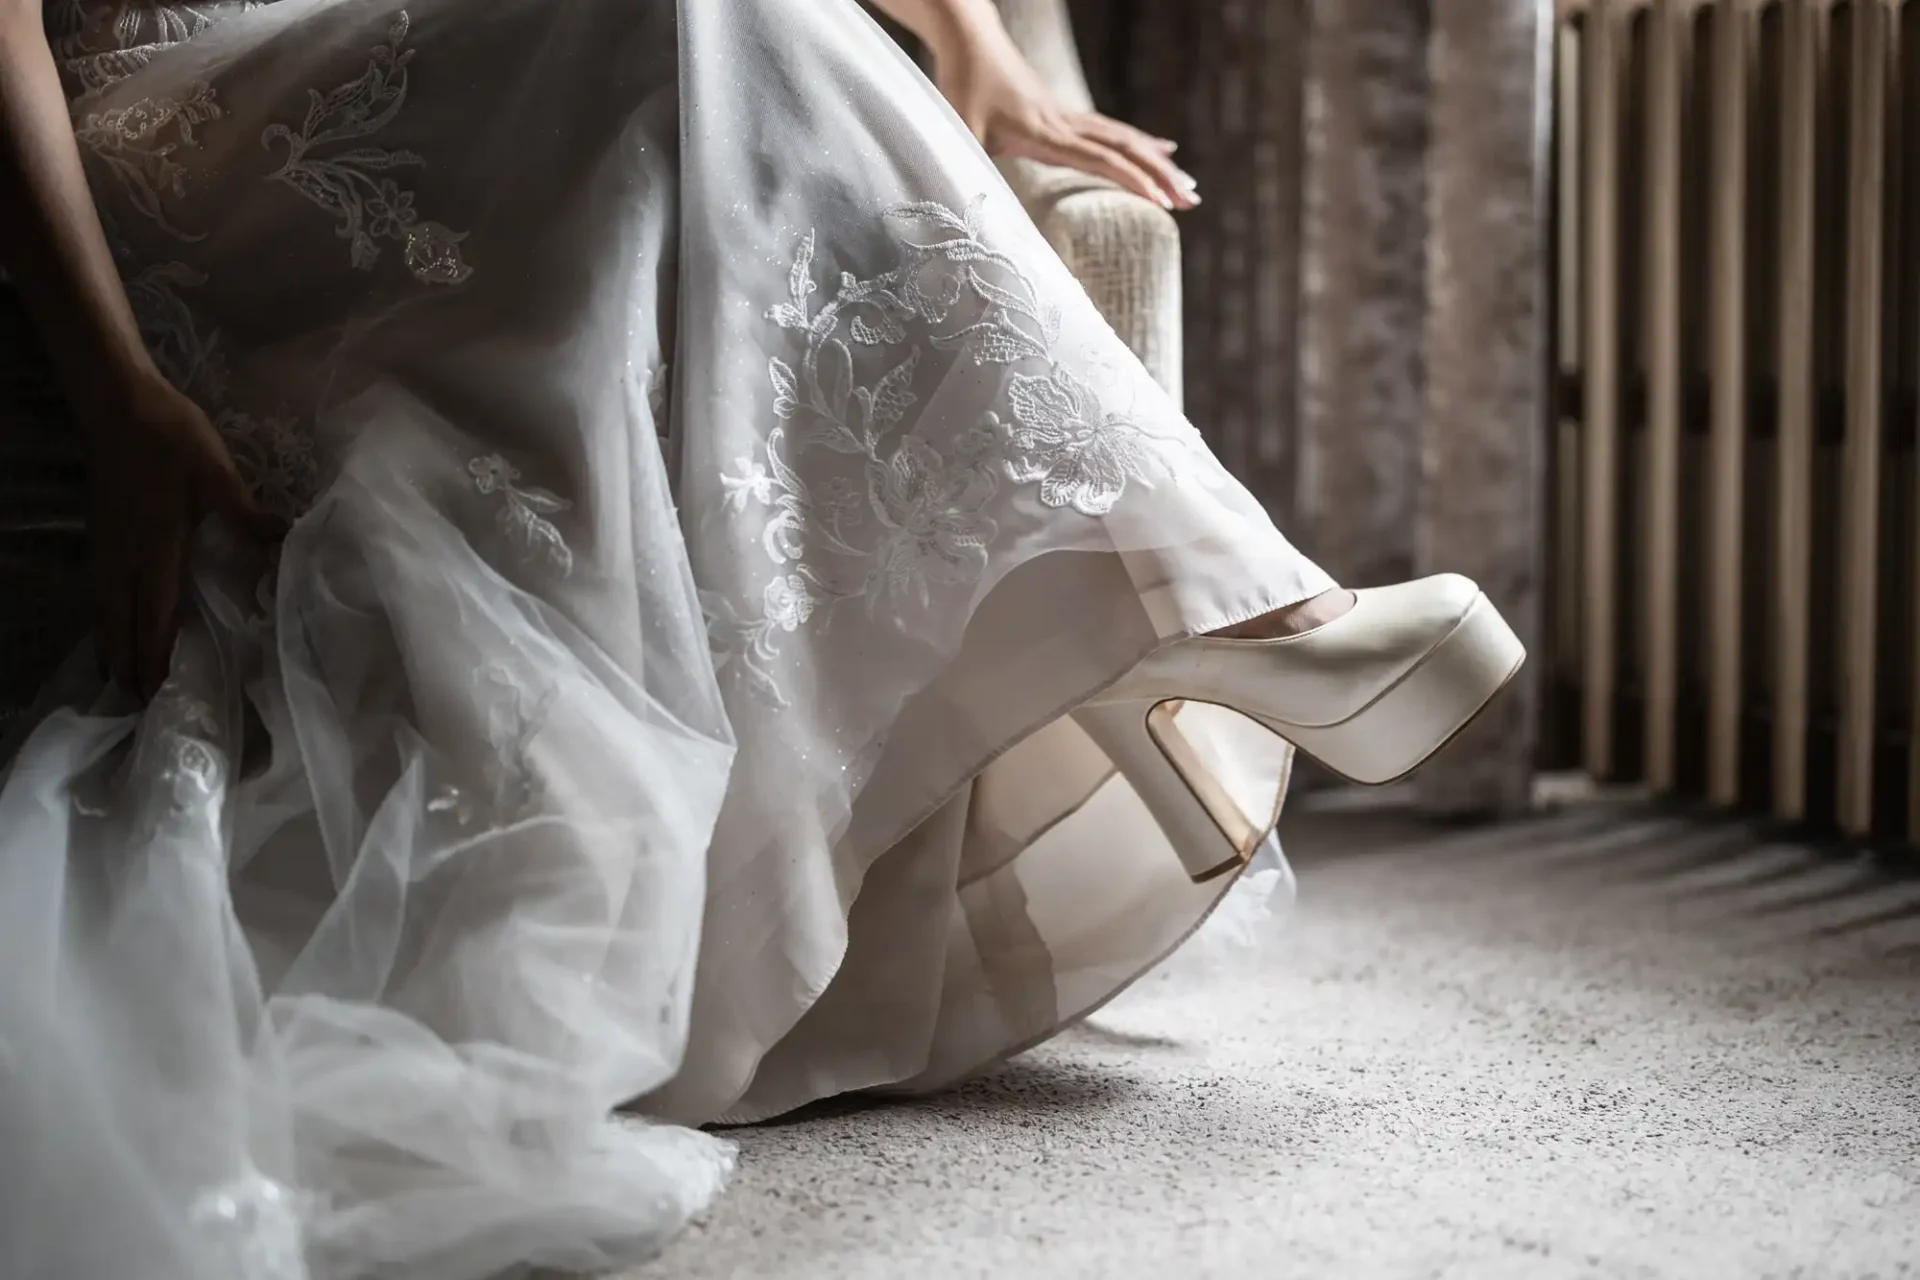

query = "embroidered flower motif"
(700, 589), (789, 709)
(404, 222), (475, 286)
(221, 409), (318, 521)
(261, 13), (474, 285)
(49, 1), (244, 95)
(721, 457), (775, 514)
(164, 737), (223, 818)
(818, 476), (863, 523)
(868, 437), (996, 605)
(899, 253), (967, 324)
(75, 81), (223, 241)
(469, 454), (573, 576)
(763, 575), (817, 632)
(468, 454), (519, 494)
(132, 680), (228, 834)
(365, 179), (417, 239)
(1005, 367), (1153, 517)
(711, 195), (1187, 706)
(961, 412), (1004, 460)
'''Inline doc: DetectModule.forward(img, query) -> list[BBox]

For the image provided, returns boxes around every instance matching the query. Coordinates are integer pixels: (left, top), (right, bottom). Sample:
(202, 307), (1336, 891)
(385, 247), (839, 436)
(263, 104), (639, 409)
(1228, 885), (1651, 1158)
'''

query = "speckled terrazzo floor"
(633, 794), (1920, 1280)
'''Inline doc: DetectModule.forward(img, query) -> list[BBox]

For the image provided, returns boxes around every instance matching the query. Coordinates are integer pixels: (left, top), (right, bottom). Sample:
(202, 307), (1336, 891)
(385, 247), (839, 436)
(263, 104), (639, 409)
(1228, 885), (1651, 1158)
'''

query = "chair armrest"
(1000, 163), (1184, 402)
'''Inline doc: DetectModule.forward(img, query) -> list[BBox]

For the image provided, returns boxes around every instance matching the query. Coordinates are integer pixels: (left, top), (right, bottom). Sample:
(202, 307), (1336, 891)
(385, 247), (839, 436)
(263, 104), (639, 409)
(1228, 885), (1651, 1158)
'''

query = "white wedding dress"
(0, 1), (1335, 1276)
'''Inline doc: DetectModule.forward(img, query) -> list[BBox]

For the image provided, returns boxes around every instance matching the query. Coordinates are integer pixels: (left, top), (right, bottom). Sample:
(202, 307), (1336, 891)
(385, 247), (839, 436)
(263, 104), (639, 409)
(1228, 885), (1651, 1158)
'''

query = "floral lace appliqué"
(75, 82), (223, 241)
(105, 677), (230, 836)
(261, 13), (474, 285)
(470, 455), (573, 576)
(1005, 367), (1157, 517)
(709, 197), (1193, 704)
(49, 2), (250, 97)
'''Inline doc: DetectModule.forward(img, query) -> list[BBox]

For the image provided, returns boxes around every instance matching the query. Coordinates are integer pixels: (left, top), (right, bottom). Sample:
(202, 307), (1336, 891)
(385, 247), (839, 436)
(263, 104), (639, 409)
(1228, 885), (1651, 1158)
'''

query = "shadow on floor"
(729, 1054), (1151, 1133)
(1279, 789), (1920, 964)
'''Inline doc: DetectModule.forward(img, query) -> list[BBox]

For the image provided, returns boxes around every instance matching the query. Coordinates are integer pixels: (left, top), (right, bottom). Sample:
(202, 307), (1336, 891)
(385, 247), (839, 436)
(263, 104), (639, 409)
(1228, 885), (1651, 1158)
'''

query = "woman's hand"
(80, 373), (283, 699)
(3, 7), (281, 699)
(918, 4), (1199, 210)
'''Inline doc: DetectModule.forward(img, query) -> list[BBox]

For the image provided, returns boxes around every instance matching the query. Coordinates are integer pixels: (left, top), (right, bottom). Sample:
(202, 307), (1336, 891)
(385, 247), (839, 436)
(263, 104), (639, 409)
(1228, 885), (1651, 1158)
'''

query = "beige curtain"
(1077, 0), (1551, 815)
(1070, 0), (1313, 525)
(1414, 0), (1553, 815)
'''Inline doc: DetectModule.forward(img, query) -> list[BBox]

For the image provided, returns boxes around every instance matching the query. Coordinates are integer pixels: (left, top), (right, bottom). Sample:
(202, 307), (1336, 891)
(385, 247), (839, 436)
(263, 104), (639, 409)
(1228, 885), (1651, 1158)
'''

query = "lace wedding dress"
(0, 1), (1335, 1276)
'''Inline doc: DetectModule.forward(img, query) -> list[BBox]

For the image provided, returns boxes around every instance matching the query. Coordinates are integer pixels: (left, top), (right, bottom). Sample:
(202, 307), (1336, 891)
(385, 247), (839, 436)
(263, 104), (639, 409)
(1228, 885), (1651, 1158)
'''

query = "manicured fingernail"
(1174, 169), (1199, 191)
(1157, 137), (1179, 152)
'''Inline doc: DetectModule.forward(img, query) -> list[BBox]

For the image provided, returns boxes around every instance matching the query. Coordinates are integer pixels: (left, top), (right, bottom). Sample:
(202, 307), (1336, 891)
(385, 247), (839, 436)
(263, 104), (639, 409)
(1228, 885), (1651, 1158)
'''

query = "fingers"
(132, 528), (185, 702)
(200, 455), (288, 545)
(88, 474), (136, 695)
(1083, 115), (1199, 209)
(93, 505), (179, 703)
(1011, 115), (1198, 211)
(93, 543), (135, 696)
(1026, 130), (1173, 209)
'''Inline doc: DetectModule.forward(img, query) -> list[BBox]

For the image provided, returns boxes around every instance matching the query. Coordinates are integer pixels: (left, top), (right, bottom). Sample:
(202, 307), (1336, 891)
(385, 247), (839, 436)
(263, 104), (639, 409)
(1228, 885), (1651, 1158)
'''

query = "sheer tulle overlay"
(0, 0), (1334, 1275)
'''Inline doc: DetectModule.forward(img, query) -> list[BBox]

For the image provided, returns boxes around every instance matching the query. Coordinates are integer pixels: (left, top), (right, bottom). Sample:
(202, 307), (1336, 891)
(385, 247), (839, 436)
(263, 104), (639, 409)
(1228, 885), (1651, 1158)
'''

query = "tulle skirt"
(0, 0), (1334, 1275)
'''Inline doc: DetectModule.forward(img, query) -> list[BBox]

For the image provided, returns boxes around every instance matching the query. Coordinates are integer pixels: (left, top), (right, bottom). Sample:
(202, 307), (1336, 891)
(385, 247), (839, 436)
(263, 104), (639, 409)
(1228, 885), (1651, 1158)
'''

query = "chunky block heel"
(1074, 576), (1526, 881)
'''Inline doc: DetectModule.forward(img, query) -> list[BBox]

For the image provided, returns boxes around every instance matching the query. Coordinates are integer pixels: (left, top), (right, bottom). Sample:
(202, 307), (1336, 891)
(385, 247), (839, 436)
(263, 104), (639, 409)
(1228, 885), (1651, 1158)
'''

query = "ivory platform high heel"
(1074, 574), (1527, 883)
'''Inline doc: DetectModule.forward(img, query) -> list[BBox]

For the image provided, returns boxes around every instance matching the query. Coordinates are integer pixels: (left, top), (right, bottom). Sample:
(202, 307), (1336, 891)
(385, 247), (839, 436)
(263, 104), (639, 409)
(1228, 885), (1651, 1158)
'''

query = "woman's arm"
(0, 0), (163, 420)
(1, 0), (276, 698)
(867, 0), (1003, 56)
(867, 0), (1198, 211)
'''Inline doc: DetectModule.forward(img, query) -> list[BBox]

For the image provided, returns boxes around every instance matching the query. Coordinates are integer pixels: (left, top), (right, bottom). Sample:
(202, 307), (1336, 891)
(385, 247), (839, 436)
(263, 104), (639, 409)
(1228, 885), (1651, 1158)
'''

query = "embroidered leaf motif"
(814, 339), (854, 418)
(850, 313), (905, 346)
(1043, 303), (1065, 346)
(470, 453), (574, 576)
(795, 417), (870, 456)
(498, 503), (572, 574)
(962, 193), (988, 236)
(261, 11), (472, 284)
(966, 268), (1037, 321)
(769, 357), (800, 419)
(864, 349), (920, 430)
(788, 230), (817, 306)
(931, 321), (1049, 367)
(886, 201), (972, 235)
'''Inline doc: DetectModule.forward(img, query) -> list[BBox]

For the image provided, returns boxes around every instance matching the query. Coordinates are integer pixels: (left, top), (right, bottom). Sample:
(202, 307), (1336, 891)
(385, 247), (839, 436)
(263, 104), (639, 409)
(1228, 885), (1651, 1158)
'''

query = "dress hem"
(697, 579), (1321, 1126)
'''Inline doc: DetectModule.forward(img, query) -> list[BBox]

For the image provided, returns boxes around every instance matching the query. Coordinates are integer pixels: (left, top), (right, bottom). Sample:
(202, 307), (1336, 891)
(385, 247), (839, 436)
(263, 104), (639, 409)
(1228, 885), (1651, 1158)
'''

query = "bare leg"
(1207, 588), (1357, 641)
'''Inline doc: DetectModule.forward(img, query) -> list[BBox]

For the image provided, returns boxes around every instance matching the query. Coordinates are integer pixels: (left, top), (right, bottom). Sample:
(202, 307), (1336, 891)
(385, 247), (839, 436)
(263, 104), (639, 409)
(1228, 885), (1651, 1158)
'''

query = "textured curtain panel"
(1071, 0), (1312, 527)
(1078, 0), (1550, 815)
(1414, 0), (1552, 815)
